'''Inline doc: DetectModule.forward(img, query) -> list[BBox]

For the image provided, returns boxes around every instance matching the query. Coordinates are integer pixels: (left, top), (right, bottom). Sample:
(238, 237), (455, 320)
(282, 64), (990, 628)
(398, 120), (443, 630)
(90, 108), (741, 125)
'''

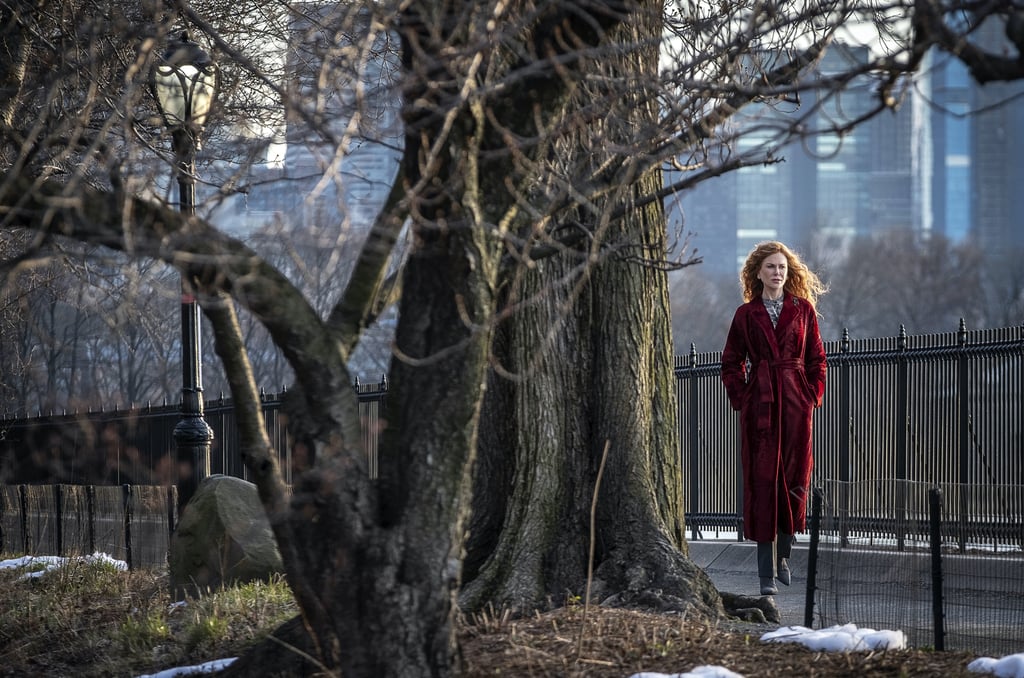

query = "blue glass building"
(669, 34), (1024, 276)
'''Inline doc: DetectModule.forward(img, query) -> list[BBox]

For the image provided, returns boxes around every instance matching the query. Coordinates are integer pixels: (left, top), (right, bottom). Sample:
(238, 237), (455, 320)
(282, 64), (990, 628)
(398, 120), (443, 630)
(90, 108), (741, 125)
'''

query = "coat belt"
(753, 358), (805, 431)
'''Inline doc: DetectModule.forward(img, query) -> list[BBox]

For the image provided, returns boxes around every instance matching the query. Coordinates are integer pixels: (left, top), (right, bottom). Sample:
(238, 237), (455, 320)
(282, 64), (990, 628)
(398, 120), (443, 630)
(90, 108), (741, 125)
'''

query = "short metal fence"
(808, 482), (1024, 656)
(0, 484), (174, 570)
(677, 321), (1024, 551)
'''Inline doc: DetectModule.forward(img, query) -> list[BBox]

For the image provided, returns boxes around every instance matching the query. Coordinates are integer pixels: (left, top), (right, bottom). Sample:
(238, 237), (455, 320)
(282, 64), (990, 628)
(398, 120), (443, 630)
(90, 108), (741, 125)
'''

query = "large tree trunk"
(462, 175), (722, 617)
(229, 2), (503, 675)
(461, 0), (722, 618)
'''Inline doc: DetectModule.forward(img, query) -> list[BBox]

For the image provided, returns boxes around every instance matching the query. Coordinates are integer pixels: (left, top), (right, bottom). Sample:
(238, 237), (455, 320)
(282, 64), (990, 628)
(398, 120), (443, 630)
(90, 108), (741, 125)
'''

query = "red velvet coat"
(721, 294), (826, 543)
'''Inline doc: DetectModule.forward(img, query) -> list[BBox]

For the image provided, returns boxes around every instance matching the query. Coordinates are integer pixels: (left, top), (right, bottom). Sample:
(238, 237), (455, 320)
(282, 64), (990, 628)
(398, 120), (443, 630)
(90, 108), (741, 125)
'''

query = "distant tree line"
(0, 219), (393, 417)
(6, 224), (1021, 416)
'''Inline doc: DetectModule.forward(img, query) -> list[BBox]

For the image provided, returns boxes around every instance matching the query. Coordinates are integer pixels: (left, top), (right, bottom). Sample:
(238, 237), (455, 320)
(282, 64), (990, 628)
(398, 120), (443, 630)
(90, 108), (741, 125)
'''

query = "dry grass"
(460, 606), (982, 677)
(0, 557), (296, 677)
(0, 558), (984, 677)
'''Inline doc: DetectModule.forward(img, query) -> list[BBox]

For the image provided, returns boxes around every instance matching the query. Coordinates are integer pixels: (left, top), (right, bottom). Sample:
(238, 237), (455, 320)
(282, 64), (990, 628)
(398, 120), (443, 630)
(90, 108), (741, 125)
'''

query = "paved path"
(689, 539), (1024, 656)
(688, 540), (810, 627)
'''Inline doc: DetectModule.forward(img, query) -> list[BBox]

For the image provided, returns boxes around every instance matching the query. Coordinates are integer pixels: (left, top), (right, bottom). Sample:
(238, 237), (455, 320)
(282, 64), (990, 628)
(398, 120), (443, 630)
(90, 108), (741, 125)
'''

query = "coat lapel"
(752, 299), (780, 357)
(774, 293), (798, 338)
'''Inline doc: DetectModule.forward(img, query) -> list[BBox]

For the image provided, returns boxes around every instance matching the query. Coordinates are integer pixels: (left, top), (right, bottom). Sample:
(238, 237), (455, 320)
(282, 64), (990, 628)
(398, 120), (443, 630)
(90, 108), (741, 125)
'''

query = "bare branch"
(0, 169), (362, 453)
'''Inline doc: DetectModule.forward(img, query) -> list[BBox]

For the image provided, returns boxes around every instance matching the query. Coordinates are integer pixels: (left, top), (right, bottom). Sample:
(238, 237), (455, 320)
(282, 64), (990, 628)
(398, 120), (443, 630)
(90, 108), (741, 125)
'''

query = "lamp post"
(152, 32), (217, 513)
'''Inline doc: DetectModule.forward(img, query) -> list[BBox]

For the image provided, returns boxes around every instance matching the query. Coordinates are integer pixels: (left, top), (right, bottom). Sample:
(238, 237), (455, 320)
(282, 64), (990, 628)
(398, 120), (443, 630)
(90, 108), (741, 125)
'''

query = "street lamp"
(152, 32), (217, 513)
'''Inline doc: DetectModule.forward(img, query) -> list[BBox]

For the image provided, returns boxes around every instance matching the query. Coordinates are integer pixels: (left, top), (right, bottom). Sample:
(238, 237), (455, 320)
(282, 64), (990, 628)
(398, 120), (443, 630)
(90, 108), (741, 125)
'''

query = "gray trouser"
(757, 533), (794, 578)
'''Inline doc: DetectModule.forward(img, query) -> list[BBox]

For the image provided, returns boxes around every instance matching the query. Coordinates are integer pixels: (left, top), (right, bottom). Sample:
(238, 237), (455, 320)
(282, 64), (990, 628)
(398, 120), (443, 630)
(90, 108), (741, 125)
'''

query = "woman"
(721, 241), (827, 596)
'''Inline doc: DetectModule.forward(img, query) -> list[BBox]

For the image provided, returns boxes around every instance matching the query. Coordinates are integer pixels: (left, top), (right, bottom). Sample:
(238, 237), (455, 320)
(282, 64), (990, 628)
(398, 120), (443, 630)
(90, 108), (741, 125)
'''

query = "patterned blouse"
(763, 296), (783, 327)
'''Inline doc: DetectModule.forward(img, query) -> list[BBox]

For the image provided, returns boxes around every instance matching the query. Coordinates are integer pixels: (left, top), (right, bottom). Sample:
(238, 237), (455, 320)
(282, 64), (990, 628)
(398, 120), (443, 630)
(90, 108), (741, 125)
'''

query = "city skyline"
(668, 29), (1024, 276)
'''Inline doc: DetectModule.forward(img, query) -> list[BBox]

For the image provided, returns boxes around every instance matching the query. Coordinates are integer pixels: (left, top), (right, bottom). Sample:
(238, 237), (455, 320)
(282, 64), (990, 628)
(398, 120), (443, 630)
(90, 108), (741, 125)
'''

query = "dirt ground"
(459, 606), (982, 677)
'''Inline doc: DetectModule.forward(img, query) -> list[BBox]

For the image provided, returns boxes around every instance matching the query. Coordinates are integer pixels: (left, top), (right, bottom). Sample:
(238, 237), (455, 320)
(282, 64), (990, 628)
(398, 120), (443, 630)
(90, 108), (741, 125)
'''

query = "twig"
(575, 439), (611, 661)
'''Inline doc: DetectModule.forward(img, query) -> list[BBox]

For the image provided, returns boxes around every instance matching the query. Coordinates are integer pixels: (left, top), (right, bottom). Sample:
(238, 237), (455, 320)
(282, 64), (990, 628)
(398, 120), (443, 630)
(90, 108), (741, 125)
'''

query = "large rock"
(169, 474), (284, 597)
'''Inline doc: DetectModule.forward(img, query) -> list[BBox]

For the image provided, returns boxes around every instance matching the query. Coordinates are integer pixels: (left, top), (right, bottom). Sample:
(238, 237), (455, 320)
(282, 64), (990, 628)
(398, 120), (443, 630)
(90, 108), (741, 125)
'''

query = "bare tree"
(815, 229), (985, 338)
(0, 234), (70, 414)
(4, 1), (1024, 675)
(670, 268), (739, 353)
(979, 245), (1024, 328)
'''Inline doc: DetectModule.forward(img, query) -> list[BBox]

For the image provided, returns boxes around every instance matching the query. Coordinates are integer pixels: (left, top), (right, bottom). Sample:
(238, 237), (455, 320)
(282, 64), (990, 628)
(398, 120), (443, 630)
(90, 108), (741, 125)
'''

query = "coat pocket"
(798, 371), (818, 406)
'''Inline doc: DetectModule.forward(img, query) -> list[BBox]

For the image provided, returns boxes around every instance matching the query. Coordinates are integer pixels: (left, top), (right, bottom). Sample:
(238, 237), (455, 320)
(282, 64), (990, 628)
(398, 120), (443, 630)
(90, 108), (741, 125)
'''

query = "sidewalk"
(689, 538), (1024, 656)
(688, 540), (809, 626)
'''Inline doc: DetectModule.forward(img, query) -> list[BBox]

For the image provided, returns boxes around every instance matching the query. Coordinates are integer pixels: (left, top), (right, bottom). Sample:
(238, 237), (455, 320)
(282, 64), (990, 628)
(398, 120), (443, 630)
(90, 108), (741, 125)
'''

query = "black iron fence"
(1, 322), (1022, 552)
(0, 381), (387, 488)
(677, 321), (1024, 551)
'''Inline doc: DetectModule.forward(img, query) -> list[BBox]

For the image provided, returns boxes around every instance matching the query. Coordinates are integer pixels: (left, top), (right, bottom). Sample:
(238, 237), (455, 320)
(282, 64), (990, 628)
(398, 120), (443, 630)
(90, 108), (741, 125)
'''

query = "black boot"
(757, 541), (777, 595)
(777, 533), (794, 586)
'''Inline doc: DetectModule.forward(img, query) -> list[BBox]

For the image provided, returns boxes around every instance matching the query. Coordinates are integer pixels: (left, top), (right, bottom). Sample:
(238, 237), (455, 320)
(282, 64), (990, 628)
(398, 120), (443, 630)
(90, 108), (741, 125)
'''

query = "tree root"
(719, 591), (781, 624)
(219, 616), (327, 677)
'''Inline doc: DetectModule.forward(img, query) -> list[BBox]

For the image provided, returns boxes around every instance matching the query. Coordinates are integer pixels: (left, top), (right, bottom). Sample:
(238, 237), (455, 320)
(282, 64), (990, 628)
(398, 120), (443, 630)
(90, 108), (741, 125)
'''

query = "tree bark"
(461, 0), (723, 618)
(229, 3), (505, 675)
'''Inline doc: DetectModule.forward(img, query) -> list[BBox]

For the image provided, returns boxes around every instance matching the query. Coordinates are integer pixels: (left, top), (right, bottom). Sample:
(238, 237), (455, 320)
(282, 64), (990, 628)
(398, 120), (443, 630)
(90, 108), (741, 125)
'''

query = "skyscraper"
(670, 36), (1024, 276)
(215, 4), (402, 241)
(965, 18), (1024, 251)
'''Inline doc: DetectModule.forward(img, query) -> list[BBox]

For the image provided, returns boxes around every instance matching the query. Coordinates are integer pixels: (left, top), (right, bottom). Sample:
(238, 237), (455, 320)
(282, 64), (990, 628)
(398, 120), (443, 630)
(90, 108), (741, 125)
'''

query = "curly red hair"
(739, 241), (827, 306)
